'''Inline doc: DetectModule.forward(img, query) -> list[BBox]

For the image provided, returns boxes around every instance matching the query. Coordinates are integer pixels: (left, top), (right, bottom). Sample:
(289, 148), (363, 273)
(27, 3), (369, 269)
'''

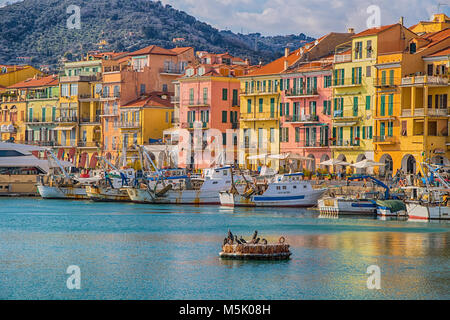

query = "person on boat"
(120, 172), (129, 186)
(105, 171), (113, 188)
(80, 170), (89, 178)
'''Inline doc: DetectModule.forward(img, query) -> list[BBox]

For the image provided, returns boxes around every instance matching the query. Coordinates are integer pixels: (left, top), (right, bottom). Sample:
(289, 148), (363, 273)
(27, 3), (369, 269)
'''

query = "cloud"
(162, 0), (445, 37)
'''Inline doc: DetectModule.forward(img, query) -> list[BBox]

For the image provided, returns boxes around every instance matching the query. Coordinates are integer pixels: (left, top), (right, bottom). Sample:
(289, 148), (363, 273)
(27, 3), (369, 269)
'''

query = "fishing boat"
(85, 157), (136, 202)
(220, 172), (326, 207)
(405, 164), (450, 221)
(376, 199), (407, 220)
(128, 166), (235, 204)
(318, 175), (391, 216)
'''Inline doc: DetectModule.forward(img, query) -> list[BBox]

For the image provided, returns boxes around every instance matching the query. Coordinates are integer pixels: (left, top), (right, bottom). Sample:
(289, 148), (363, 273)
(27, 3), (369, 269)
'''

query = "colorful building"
(374, 28), (450, 175)
(331, 23), (417, 170)
(0, 65), (42, 94)
(7, 75), (59, 146)
(280, 57), (333, 171)
(176, 52), (249, 169)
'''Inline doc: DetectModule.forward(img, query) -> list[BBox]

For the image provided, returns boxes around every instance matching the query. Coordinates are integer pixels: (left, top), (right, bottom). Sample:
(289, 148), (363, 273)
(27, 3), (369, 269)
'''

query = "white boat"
(127, 166), (236, 205)
(0, 142), (73, 196)
(406, 202), (450, 221)
(318, 197), (377, 215)
(220, 173), (326, 207)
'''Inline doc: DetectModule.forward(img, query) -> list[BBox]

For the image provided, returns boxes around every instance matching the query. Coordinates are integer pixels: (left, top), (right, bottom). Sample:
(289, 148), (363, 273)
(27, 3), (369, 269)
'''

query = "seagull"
(261, 238), (267, 245)
(234, 235), (242, 244)
(251, 230), (258, 241)
(227, 229), (233, 241)
(254, 237), (260, 244)
(239, 236), (247, 244)
(223, 238), (228, 245)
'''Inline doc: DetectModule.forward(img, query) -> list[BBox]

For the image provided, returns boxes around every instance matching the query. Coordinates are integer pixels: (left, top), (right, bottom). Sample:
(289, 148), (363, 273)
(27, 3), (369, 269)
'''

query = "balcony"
(332, 110), (360, 121)
(330, 139), (360, 149)
(183, 122), (209, 129)
(79, 93), (101, 102)
(100, 93), (120, 101)
(401, 75), (449, 86)
(240, 112), (278, 121)
(373, 136), (397, 144)
(25, 118), (55, 124)
(26, 94), (57, 100)
(334, 54), (351, 63)
(231, 122), (238, 129)
(285, 88), (319, 98)
(285, 114), (319, 123)
(59, 74), (100, 83)
(159, 67), (184, 75)
(118, 121), (140, 129)
(332, 78), (363, 88)
(240, 88), (279, 96)
(77, 141), (101, 148)
(401, 108), (449, 117)
(294, 140), (329, 148)
(427, 108), (449, 117)
(184, 99), (210, 107)
(55, 116), (77, 123)
(80, 115), (101, 123)
(374, 77), (401, 87)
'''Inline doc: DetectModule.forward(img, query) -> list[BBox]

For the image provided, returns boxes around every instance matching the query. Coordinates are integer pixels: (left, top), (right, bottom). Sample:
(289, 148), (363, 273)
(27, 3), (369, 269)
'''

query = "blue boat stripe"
(254, 195), (305, 201)
(351, 203), (376, 208)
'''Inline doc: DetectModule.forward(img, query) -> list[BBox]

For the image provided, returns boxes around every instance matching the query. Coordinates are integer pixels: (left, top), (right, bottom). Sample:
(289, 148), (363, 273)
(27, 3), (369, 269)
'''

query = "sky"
(1, 0), (448, 37)
(161, 0), (448, 37)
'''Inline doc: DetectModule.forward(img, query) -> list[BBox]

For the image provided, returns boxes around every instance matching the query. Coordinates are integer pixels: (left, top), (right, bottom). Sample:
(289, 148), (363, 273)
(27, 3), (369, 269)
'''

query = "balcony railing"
(294, 140), (329, 148)
(184, 99), (210, 107)
(286, 114), (319, 122)
(55, 116), (78, 123)
(240, 112), (277, 121)
(334, 54), (351, 63)
(80, 116), (101, 123)
(331, 139), (360, 147)
(374, 77), (401, 87)
(373, 136), (397, 144)
(401, 75), (449, 86)
(285, 88), (319, 97)
(427, 108), (448, 116)
(159, 67), (184, 75)
(77, 141), (101, 148)
(26, 94), (57, 100)
(118, 121), (140, 128)
(332, 78), (363, 87)
(240, 88), (279, 95)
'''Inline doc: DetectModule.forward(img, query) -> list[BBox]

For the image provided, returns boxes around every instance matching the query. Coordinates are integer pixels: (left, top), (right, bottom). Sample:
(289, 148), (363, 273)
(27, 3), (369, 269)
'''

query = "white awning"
(247, 153), (268, 160)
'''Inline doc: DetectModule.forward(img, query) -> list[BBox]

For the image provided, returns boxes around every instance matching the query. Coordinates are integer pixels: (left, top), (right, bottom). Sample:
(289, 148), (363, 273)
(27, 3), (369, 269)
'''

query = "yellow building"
(57, 59), (103, 166)
(373, 27), (450, 175)
(0, 65), (42, 94)
(119, 92), (174, 166)
(239, 48), (301, 170)
(410, 13), (450, 35)
(332, 23), (417, 169)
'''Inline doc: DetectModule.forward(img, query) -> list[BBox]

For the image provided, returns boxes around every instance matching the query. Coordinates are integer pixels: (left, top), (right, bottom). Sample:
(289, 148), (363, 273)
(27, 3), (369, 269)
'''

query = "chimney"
(347, 28), (355, 34)
(284, 47), (290, 58)
(399, 16), (404, 26)
(284, 59), (289, 71)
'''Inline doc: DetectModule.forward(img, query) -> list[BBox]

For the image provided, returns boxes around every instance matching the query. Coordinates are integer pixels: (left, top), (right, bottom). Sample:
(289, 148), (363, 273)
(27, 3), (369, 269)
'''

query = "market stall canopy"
(287, 153), (313, 161)
(319, 159), (350, 166)
(247, 153), (268, 160)
(352, 159), (385, 168)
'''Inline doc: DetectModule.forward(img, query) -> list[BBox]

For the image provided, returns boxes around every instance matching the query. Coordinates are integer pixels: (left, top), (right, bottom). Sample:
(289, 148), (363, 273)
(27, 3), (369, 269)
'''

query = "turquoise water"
(0, 197), (449, 300)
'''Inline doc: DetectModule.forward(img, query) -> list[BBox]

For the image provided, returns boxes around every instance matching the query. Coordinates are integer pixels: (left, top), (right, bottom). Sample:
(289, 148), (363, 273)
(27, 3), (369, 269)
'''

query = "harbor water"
(0, 197), (449, 300)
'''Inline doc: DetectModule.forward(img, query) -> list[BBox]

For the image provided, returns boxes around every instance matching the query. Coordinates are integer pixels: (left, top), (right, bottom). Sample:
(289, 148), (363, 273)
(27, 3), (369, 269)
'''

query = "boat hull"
(127, 187), (221, 205)
(37, 185), (87, 200)
(406, 202), (450, 221)
(85, 186), (131, 202)
(220, 189), (326, 207)
(318, 198), (376, 215)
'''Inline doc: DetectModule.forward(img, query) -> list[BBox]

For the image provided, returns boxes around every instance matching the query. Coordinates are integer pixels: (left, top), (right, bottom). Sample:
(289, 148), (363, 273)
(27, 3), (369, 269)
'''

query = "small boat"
(219, 230), (291, 260)
(220, 173), (326, 208)
(318, 175), (392, 216)
(405, 187), (450, 221)
(376, 199), (407, 220)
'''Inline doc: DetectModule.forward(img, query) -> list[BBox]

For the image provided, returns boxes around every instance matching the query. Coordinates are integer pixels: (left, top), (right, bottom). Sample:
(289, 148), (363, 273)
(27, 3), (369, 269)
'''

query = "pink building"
(280, 57), (333, 171)
(176, 54), (251, 169)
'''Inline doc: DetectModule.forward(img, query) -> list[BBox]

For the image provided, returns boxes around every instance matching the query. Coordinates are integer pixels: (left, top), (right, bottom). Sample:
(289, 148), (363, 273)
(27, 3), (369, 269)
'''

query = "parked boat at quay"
(318, 175), (393, 217)
(0, 142), (72, 196)
(127, 166), (236, 204)
(220, 172), (326, 207)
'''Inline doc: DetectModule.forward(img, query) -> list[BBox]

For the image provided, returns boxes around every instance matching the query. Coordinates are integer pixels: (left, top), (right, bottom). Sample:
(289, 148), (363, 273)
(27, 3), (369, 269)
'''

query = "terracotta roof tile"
(129, 45), (177, 56)
(170, 47), (193, 54)
(426, 46), (450, 57)
(246, 47), (303, 76)
(352, 24), (397, 38)
(7, 75), (58, 89)
(123, 92), (173, 108)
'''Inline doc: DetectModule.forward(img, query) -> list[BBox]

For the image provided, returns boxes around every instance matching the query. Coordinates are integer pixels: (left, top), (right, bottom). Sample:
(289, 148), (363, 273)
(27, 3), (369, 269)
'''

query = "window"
(353, 97), (358, 116)
(388, 94), (394, 116)
(259, 98), (263, 113)
(222, 111), (227, 123)
(365, 96), (371, 110)
(258, 128), (264, 149)
(222, 133), (227, 145)
(389, 70), (395, 86)
(61, 84), (69, 97)
(366, 66), (371, 77)
(162, 84), (168, 92)
(140, 84), (146, 95)
(270, 98), (275, 117)
(232, 89), (238, 106)
(203, 88), (208, 104)
(295, 127), (300, 142)
(247, 99), (252, 113)
(352, 67), (362, 84)
(70, 84), (78, 96)
(324, 75), (332, 88)
(355, 41), (363, 59)
(189, 88), (194, 104)
(401, 121), (407, 136)
(380, 95), (386, 116)
(222, 88), (228, 100)
(366, 40), (372, 58)
(270, 128), (275, 143)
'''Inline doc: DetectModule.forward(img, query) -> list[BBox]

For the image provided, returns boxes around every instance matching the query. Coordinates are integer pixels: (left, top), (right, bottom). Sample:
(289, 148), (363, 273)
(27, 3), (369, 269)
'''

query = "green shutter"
(247, 99), (252, 113)
(365, 95), (370, 110)
(388, 94), (393, 116)
(362, 126), (366, 139)
(352, 67), (355, 84)
(369, 126), (373, 139)
(259, 98), (263, 113)
(285, 103), (289, 116)
(389, 70), (394, 85)
(380, 95), (385, 116)
(353, 97), (358, 116)
(380, 122), (385, 137)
